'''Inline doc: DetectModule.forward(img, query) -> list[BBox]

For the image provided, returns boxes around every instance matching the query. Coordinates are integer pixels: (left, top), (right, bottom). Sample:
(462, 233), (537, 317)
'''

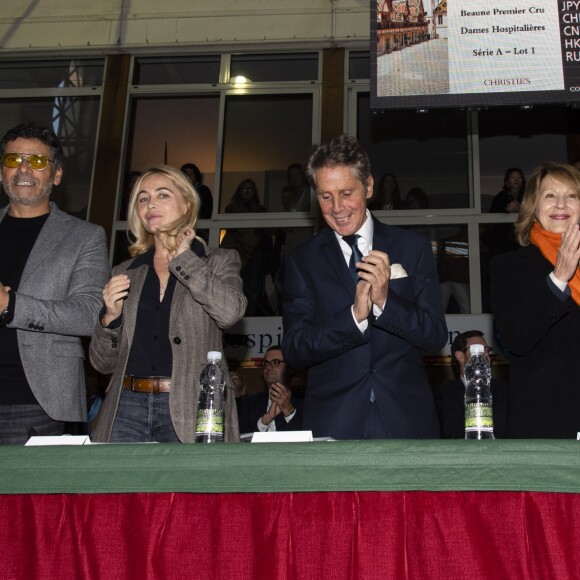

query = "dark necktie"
(343, 234), (363, 283)
(342, 234), (375, 403)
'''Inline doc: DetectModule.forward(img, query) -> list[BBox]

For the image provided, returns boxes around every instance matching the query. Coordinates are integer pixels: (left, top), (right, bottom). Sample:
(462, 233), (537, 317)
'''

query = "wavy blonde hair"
(126, 164), (200, 257)
(515, 162), (580, 246)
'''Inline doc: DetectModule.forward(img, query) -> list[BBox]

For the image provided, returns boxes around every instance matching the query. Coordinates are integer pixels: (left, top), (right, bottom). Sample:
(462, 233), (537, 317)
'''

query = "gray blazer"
(89, 242), (247, 443)
(1, 202), (110, 421)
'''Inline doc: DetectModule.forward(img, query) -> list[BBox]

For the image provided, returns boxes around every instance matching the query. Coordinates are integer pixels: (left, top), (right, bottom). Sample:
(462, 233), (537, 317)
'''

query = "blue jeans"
(110, 390), (180, 443)
(0, 404), (65, 445)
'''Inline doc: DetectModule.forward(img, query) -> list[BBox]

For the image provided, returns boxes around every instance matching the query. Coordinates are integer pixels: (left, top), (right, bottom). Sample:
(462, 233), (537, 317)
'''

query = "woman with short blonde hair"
(126, 165), (200, 256)
(491, 161), (580, 438)
(90, 164), (247, 443)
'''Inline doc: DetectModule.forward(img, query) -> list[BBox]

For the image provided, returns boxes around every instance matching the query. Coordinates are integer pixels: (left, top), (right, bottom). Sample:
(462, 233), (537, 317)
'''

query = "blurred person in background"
(180, 163), (213, 219)
(369, 172), (404, 211)
(237, 345), (302, 434)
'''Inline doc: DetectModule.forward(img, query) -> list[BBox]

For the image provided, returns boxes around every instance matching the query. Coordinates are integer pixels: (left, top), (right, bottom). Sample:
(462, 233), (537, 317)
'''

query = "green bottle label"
(195, 409), (224, 435)
(465, 403), (494, 430)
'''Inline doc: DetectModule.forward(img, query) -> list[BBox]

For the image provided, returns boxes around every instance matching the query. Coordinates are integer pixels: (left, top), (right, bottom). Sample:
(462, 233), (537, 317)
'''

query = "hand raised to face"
(168, 228), (195, 261)
(554, 224), (580, 284)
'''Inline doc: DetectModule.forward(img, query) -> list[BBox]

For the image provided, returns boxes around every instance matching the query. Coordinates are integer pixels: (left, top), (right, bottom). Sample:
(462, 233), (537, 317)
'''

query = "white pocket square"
(390, 263), (408, 279)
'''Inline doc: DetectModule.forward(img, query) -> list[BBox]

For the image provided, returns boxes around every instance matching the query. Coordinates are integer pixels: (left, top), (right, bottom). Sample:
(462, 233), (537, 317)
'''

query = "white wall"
(0, 0), (370, 54)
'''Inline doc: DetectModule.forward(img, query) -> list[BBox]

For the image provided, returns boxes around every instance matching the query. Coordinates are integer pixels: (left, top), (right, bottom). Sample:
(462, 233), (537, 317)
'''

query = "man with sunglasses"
(0, 122), (109, 444)
(432, 330), (508, 438)
(236, 345), (302, 434)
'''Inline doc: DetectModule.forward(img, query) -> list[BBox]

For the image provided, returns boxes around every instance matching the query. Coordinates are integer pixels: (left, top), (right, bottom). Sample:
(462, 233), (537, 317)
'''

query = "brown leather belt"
(123, 376), (171, 394)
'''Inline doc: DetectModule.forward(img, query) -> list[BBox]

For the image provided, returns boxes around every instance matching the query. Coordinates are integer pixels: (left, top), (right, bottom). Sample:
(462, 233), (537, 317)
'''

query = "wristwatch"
(0, 306), (9, 325)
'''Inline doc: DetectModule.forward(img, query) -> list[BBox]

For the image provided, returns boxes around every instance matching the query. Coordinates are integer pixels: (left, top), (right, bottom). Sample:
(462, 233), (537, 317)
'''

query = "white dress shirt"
(335, 210), (385, 332)
(256, 397), (297, 432)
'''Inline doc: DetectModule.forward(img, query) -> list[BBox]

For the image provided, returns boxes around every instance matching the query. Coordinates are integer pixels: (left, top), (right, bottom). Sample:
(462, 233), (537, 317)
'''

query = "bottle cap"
(207, 351), (222, 362)
(469, 344), (485, 355)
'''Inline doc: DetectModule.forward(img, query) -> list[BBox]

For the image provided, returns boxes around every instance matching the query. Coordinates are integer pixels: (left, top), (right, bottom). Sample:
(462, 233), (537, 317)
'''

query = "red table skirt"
(1, 490), (579, 580)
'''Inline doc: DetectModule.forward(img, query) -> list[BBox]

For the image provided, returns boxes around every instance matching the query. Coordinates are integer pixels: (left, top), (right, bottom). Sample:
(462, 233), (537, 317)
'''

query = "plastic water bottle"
(195, 351), (226, 443)
(464, 343), (494, 440)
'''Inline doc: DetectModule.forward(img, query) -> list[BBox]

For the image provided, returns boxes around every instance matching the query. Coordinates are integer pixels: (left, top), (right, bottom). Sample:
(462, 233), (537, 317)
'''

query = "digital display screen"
(371, 0), (580, 109)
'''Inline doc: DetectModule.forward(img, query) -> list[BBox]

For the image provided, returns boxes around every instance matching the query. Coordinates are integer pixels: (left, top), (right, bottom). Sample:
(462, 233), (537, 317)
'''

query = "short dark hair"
(450, 330), (485, 366)
(0, 122), (64, 171)
(180, 163), (202, 183)
(287, 162), (305, 176)
(263, 345), (295, 382)
(406, 187), (429, 209)
(306, 134), (372, 188)
(265, 345), (283, 357)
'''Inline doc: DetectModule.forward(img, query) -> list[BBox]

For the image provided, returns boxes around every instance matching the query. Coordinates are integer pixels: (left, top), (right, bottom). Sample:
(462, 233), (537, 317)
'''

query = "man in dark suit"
(0, 122), (109, 444)
(433, 330), (508, 439)
(279, 134), (447, 440)
(237, 345), (302, 434)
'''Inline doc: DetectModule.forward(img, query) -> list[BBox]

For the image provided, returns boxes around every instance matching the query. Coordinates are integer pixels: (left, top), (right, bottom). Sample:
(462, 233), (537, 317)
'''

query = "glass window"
(230, 53), (318, 82)
(479, 223), (519, 313)
(132, 55), (221, 85)
(357, 93), (470, 210)
(220, 226), (314, 316)
(478, 105), (577, 212)
(112, 230), (132, 267)
(220, 93), (313, 213)
(406, 224), (471, 314)
(0, 59), (104, 89)
(122, 94), (220, 220)
(0, 96), (101, 218)
(348, 51), (370, 80)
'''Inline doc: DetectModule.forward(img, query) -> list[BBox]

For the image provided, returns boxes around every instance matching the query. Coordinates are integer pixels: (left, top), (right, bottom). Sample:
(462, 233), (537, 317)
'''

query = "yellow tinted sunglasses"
(2, 152), (53, 171)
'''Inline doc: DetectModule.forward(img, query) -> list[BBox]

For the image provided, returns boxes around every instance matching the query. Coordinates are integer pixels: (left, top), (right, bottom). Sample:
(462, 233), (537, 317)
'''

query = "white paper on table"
(25, 435), (91, 446)
(251, 431), (313, 443)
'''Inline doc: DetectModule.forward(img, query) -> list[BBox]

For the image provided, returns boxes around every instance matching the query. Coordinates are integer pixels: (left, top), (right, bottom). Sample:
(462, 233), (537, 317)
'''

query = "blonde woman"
(491, 162), (580, 438)
(89, 165), (246, 442)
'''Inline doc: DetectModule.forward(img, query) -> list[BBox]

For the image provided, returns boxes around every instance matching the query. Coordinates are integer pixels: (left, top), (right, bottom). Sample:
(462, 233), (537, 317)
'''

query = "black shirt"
(0, 213), (49, 404)
(124, 249), (177, 378)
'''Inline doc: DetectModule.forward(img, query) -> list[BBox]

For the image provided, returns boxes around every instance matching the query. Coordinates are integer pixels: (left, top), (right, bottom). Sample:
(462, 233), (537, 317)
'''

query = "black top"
(491, 245), (580, 438)
(196, 184), (214, 219)
(111, 240), (208, 378)
(489, 189), (522, 214)
(123, 248), (177, 378)
(0, 213), (49, 404)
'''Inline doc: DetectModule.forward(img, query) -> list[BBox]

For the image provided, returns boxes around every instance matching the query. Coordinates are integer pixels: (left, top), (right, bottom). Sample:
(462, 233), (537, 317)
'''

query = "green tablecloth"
(1, 439), (579, 495)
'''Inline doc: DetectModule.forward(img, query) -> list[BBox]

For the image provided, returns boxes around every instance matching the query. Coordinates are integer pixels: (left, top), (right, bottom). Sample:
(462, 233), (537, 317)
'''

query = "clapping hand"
(269, 383), (293, 416)
(353, 250), (391, 321)
(261, 383), (293, 425)
(554, 224), (580, 284)
(102, 274), (130, 326)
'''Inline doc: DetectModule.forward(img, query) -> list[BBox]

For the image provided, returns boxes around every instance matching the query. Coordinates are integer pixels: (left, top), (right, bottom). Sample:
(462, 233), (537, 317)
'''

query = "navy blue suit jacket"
(279, 217), (447, 439)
